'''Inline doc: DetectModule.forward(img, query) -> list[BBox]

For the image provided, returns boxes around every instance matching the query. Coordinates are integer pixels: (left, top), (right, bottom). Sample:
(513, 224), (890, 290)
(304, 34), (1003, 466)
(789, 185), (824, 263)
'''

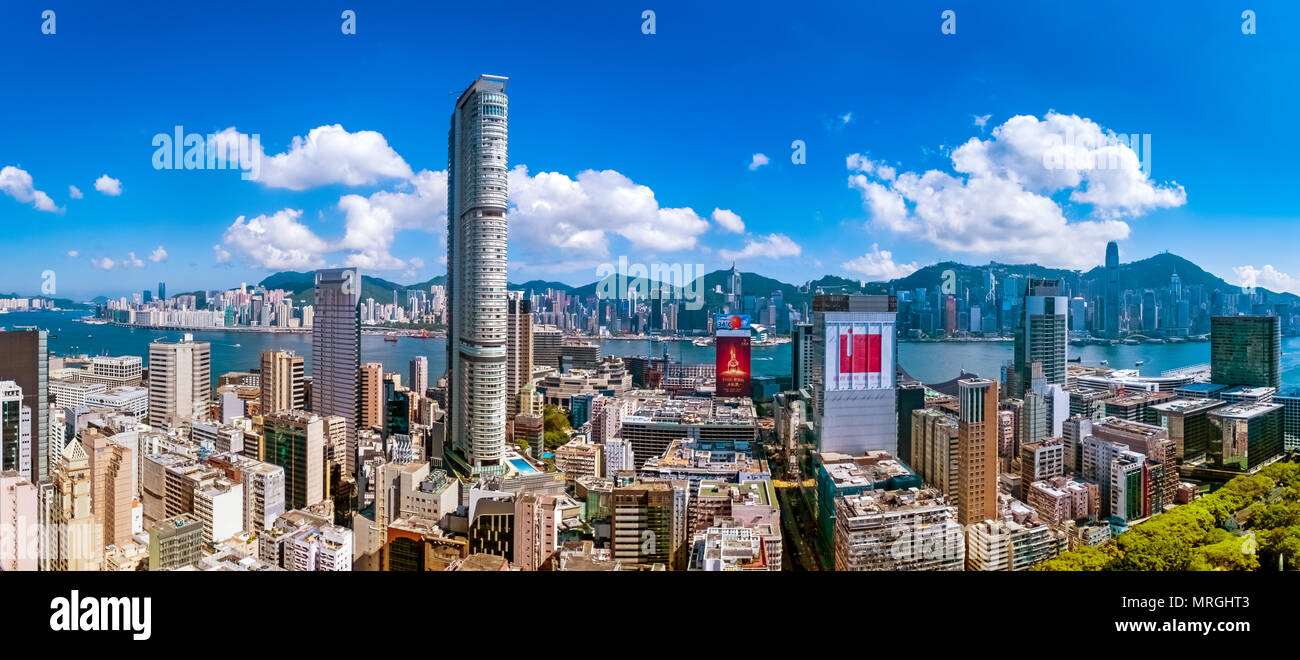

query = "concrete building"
(148, 335), (212, 428)
(813, 295), (898, 455)
(833, 488), (964, 571)
(965, 500), (1067, 571)
(259, 350), (305, 416)
(149, 513), (203, 570)
(260, 410), (326, 509)
(958, 378), (998, 525)
(0, 470), (38, 571)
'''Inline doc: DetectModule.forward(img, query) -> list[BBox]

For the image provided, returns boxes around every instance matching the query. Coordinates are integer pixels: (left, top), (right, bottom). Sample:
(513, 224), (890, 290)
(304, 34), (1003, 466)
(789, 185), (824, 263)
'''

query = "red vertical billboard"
(715, 331), (751, 397)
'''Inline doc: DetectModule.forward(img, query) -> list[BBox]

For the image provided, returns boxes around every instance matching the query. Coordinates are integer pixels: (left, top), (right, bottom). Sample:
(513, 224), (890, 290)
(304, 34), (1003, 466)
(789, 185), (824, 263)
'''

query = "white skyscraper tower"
(447, 74), (510, 469)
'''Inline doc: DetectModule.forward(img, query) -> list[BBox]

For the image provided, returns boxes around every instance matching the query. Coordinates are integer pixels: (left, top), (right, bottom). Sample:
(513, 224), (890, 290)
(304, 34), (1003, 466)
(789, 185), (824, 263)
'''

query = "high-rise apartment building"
(1211, 315), (1280, 388)
(259, 350), (305, 415)
(51, 439), (97, 571)
(0, 329), (48, 482)
(506, 296), (533, 421)
(409, 356), (429, 397)
(0, 471), (38, 571)
(958, 378), (998, 525)
(312, 267), (361, 480)
(447, 74), (510, 470)
(148, 335), (211, 428)
(791, 322), (815, 393)
(361, 362), (384, 431)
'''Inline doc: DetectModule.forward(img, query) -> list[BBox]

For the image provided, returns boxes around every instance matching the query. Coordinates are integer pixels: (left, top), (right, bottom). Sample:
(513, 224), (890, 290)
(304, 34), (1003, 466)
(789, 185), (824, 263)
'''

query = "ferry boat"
(383, 332), (399, 343)
(1135, 360), (1145, 366)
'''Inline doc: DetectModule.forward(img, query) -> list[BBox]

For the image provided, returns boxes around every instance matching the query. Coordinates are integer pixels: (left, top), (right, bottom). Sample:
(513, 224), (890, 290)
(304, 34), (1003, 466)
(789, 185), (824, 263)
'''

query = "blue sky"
(2, 0), (1298, 299)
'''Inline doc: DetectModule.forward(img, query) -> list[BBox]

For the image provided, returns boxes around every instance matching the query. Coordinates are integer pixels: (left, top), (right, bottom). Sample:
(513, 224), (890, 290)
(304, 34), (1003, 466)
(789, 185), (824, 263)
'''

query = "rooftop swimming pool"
(509, 458), (538, 474)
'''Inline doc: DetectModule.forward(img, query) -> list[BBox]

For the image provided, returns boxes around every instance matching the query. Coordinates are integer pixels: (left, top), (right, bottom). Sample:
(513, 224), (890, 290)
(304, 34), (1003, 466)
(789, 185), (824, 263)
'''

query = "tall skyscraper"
(957, 378), (998, 525)
(1211, 315), (1280, 388)
(147, 335), (211, 428)
(260, 350), (305, 415)
(1010, 278), (1068, 399)
(791, 322), (815, 392)
(506, 296), (533, 421)
(312, 267), (361, 480)
(361, 362), (384, 431)
(0, 329), (47, 483)
(158, 281), (166, 302)
(1104, 241), (1120, 338)
(447, 74), (510, 469)
(812, 295), (898, 455)
(409, 356), (429, 398)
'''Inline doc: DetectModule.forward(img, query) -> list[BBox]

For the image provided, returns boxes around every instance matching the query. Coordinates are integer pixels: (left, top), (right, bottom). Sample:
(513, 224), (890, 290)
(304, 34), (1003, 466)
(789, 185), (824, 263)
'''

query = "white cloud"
(66, 250), (79, 258)
(974, 114), (991, 130)
(847, 112), (1185, 269)
(91, 257), (116, 270)
(1233, 264), (1299, 295)
(334, 169), (447, 270)
(712, 208), (745, 234)
(213, 244), (231, 263)
(841, 112), (854, 125)
(94, 174), (122, 196)
(0, 166), (60, 212)
(508, 165), (711, 258)
(124, 252), (144, 268)
(842, 243), (919, 281)
(68, 185), (83, 199)
(221, 209), (331, 270)
(149, 245), (168, 263)
(748, 153), (770, 171)
(719, 233), (802, 261)
(217, 125), (413, 191)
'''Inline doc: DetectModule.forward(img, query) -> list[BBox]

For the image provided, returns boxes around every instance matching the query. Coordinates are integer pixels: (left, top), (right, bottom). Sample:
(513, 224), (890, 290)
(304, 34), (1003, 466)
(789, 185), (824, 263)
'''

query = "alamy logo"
(49, 591), (152, 641)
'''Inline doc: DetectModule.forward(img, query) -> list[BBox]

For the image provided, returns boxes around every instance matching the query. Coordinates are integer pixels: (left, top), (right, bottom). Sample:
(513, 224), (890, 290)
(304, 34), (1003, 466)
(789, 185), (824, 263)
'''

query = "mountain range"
(241, 251), (1294, 309)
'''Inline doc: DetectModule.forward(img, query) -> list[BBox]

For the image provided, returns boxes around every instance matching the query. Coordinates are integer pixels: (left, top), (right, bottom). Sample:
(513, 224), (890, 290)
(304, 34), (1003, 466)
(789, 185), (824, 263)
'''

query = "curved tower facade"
(447, 75), (510, 468)
(1104, 241), (1120, 338)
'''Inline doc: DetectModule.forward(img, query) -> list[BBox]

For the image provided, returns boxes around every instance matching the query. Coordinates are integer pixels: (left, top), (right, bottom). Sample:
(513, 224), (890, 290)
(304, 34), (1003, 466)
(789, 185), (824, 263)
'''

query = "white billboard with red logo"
(824, 318), (894, 392)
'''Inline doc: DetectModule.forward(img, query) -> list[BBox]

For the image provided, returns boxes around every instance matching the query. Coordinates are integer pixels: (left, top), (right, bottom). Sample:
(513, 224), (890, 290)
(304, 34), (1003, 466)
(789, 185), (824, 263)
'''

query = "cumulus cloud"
(221, 209), (331, 270)
(718, 233), (802, 261)
(0, 166), (60, 212)
(748, 153), (770, 171)
(974, 114), (991, 130)
(712, 208), (745, 234)
(94, 174), (122, 196)
(149, 245), (168, 263)
(213, 244), (231, 263)
(847, 112), (1186, 269)
(215, 125), (413, 190)
(508, 165), (711, 258)
(124, 252), (144, 268)
(335, 169), (447, 270)
(842, 243), (919, 281)
(68, 185), (83, 199)
(91, 257), (116, 270)
(1234, 264), (1299, 295)
(66, 250), (79, 258)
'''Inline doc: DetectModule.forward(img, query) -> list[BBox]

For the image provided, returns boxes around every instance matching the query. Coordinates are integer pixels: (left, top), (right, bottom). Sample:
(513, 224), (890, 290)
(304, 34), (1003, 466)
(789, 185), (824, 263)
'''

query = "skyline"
(3, 1), (1300, 300)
